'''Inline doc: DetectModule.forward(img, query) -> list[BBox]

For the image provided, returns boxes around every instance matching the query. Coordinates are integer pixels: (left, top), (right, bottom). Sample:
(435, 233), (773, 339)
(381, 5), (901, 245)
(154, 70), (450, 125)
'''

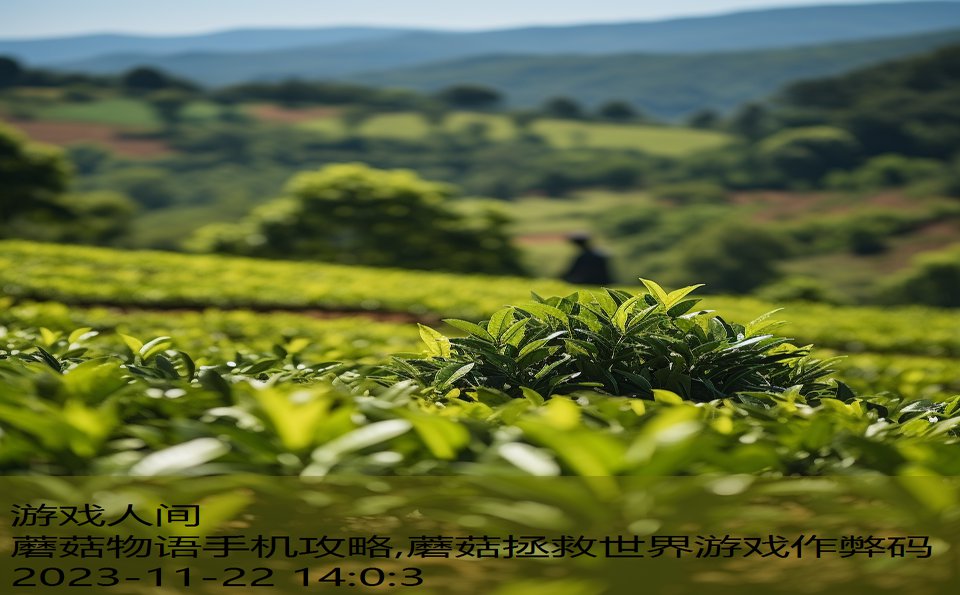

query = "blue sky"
(0, 0), (933, 38)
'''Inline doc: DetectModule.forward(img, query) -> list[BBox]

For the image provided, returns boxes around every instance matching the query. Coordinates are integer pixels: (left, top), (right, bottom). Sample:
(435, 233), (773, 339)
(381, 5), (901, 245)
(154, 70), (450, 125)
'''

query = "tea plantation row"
(3, 240), (959, 357)
(1, 282), (957, 476)
(2, 299), (957, 401)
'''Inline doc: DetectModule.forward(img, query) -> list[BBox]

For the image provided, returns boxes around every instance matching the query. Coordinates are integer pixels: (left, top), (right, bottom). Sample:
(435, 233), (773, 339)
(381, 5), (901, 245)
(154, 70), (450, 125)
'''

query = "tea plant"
(382, 280), (837, 401)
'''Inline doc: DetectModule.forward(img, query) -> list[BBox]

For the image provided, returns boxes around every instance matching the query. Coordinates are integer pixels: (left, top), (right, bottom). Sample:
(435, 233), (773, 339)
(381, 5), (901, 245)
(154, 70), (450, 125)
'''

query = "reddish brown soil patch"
(248, 104), (341, 123)
(4, 119), (171, 158)
(731, 191), (828, 222)
(866, 191), (918, 210)
(735, 190), (931, 223)
(878, 219), (960, 272)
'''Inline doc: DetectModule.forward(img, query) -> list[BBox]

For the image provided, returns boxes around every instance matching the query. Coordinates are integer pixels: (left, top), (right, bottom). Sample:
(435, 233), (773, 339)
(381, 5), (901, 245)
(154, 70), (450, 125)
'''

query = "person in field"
(561, 232), (613, 285)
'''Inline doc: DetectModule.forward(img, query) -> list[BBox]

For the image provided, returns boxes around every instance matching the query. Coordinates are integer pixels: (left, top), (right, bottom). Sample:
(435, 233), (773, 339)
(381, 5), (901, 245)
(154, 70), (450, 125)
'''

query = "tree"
(729, 103), (772, 141)
(436, 85), (502, 110)
(0, 122), (71, 232)
(0, 56), (23, 88)
(102, 166), (177, 210)
(122, 66), (170, 91)
(678, 223), (792, 293)
(0, 124), (136, 244)
(14, 191), (138, 245)
(758, 126), (861, 186)
(147, 89), (190, 132)
(687, 109), (721, 130)
(121, 66), (196, 93)
(189, 163), (526, 275)
(542, 97), (584, 120)
(66, 143), (111, 175)
(596, 100), (637, 122)
(880, 244), (960, 308)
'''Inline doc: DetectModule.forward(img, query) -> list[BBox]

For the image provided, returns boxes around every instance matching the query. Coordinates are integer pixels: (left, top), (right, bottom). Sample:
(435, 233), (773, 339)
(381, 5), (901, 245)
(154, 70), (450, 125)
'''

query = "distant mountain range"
(0, 27), (414, 65)
(3, 2), (960, 117)
(2, 2), (958, 79)
(346, 29), (960, 118)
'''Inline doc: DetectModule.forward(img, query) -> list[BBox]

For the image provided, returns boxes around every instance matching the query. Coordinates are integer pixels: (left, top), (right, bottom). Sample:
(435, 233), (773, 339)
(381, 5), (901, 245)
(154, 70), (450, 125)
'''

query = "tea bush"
(188, 163), (526, 275)
(4, 240), (960, 355)
(1, 301), (958, 476)
(382, 280), (835, 401)
(2, 273), (959, 477)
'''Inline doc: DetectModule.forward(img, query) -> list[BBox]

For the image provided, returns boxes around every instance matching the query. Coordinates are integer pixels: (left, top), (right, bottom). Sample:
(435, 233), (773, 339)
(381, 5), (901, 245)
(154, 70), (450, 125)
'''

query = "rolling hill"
(344, 28), (960, 117)
(27, 1), (960, 89)
(0, 27), (414, 65)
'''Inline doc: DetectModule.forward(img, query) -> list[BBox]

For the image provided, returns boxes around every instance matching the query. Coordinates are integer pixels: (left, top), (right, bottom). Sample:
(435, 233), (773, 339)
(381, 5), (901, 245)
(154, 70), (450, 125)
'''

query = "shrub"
(381, 279), (835, 402)
(676, 223), (792, 293)
(596, 100), (638, 122)
(436, 85), (502, 110)
(0, 122), (71, 229)
(12, 191), (137, 245)
(99, 166), (177, 210)
(66, 143), (111, 175)
(879, 244), (960, 308)
(848, 222), (888, 255)
(542, 97), (585, 120)
(189, 163), (526, 275)
(758, 126), (861, 187)
(825, 154), (944, 191)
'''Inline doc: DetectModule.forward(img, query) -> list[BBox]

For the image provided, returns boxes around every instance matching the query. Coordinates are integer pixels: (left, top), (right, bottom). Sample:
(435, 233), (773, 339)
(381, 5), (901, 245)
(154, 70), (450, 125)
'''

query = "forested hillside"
(347, 29), (960, 117)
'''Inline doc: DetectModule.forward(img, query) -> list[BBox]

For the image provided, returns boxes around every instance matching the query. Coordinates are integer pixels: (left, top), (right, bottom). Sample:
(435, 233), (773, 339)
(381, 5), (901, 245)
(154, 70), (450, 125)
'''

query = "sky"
(0, 0), (936, 38)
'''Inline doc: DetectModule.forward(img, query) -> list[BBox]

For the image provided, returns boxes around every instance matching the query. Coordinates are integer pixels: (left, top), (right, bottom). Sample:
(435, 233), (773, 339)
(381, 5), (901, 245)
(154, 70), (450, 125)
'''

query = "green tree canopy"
(778, 44), (960, 160)
(0, 56), (23, 88)
(596, 100), (638, 122)
(1, 123), (137, 243)
(729, 102), (773, 141)
(758, 126), (861, 186)
(121, 66), (197, 93)
(687, 109), (721, 130)
(147, 89), (191, 132)
(435, 85), (503, 110)
(677, 223), (793, 293)
(881, 244), (960, 308)
(0, 122), (71, 231)
(189, 163), (526, 275)
(542, 96), (584, 120)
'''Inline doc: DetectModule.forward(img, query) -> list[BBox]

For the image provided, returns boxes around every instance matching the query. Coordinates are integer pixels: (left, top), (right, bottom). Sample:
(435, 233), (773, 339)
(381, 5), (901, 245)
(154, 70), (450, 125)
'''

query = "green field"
(34, 98), (160, 127)
(28, 98), (228, 128)
(5, 94), (736, 156)
(15, 99), (733, 157)
(4, 240), (960, 358)
(531, 119), (731, 154)
(299, 110), (732, 156)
